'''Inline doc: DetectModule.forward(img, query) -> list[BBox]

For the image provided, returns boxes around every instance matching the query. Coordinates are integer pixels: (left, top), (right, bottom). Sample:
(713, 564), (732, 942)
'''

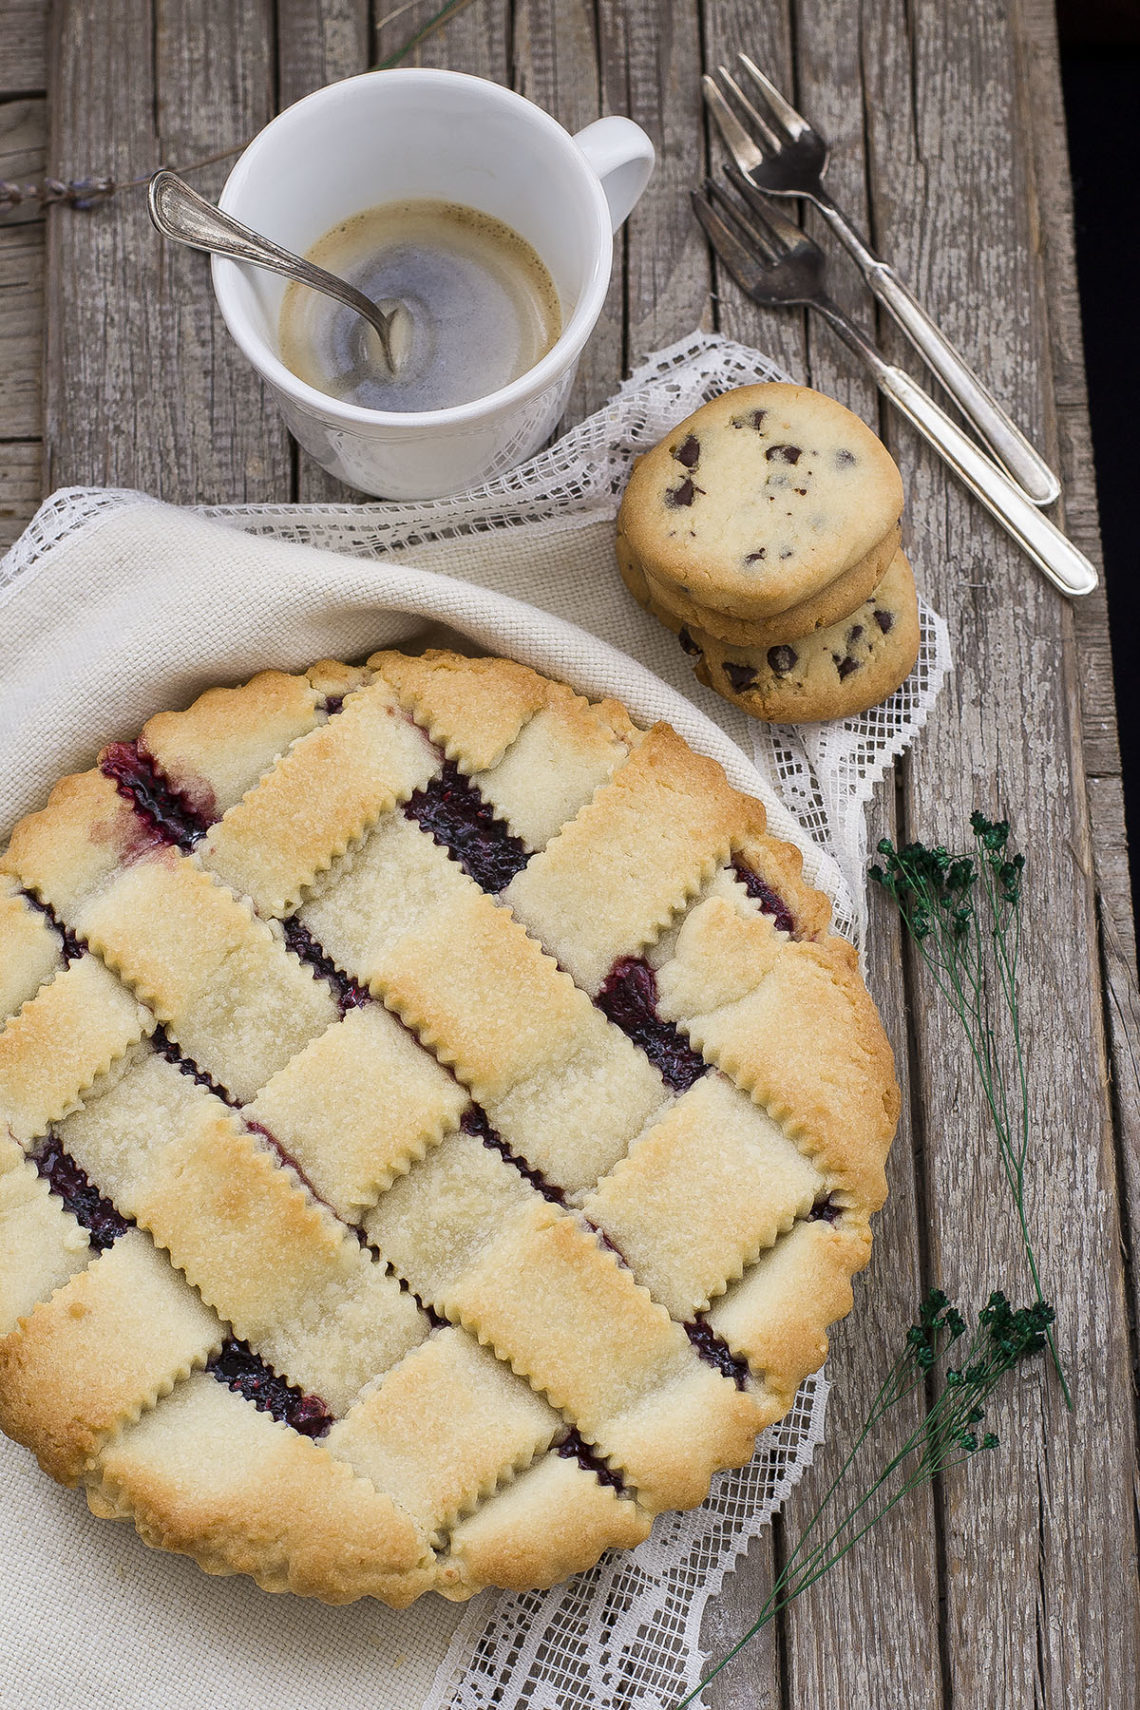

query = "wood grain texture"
(0, 437), (40, 549)
(17, 0), (1139, 1704)
(513, 0), (618, 425)
(693, 9), (942, 1707)
(863, 2), (1140, 1706)
(0, 0), (46, 92)
(0, 98), (44, 437)
(45, 0), (290, 501)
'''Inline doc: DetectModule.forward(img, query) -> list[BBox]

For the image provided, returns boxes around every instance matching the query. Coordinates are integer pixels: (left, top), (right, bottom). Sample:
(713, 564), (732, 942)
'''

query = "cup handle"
(572, 116), (655, 232)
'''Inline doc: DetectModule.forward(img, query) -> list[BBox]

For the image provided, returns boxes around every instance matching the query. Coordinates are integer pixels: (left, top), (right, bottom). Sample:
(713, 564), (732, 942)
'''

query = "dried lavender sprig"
(0, 0), (476, 220)
(673, 1288), (1053, 1709)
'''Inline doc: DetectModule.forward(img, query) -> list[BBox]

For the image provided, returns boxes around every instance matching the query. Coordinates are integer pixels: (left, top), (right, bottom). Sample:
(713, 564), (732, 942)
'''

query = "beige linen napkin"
(0, 490), (842, 1710)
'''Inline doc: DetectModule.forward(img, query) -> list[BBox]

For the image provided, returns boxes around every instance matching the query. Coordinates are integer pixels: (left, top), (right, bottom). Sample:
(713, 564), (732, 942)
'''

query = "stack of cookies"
(617, 383), (920, 723)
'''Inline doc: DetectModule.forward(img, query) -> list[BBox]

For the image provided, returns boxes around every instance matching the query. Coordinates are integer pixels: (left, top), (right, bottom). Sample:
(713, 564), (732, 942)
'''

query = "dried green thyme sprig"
(869, 812), (1070, 1407)
(0, 0), (476, 219)
(674, 1288), (1054, 1709)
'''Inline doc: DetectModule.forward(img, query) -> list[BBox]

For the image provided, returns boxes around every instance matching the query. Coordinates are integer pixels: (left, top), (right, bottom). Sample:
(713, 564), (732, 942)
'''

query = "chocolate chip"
(794, 487), (808, 496)
(873, 608), (894, 633)
(847, 624), (864, 644)
(743, 548), (767, 564)
(779, 547), (794, 559)
(732, 409), (768, 430)
(836, 655), (859, 680)
(767, 645), (797, 675)
(677, 626), (701, 658)
(834, 447), (857, 467)
(766, 443), (802, 464)
(665, 478), (700, 508)
(723, 661), (759, 692)
(672, 434), (700, 468)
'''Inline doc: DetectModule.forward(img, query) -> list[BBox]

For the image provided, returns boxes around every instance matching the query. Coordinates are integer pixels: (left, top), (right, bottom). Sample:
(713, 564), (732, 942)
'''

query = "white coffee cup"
(211, 69), (654, 499)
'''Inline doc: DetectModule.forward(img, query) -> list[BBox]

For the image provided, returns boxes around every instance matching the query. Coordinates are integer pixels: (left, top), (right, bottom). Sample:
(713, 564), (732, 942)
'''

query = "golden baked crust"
(0, 648), (898, 1606)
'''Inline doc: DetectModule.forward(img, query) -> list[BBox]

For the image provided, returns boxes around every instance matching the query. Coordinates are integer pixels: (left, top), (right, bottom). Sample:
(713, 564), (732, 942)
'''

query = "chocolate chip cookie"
(618, 523), (901, 648)
(671, 549), (921, 724)
(617, 383), (904, 621)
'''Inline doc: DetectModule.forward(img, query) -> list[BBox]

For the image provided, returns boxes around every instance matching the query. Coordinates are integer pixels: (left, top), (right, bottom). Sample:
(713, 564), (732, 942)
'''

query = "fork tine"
(722, 163), (806, 252)
(705, 175), (782, 264)
(716, 65), (783, 156)
(690, 188), (766, 290)
(736, 51), (812, 141)
(700, 74), (765, 172)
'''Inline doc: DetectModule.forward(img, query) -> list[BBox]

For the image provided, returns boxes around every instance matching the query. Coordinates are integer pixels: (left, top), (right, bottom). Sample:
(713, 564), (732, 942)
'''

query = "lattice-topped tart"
(0, 650), (898, 1606)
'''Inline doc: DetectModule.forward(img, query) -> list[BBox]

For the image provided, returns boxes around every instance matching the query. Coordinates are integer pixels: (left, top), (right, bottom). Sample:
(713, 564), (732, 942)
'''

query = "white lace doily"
(0, 331), (950, 1710)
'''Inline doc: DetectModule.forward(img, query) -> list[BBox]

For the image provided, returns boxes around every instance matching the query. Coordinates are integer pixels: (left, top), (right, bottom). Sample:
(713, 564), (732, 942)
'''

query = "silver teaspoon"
(148, 170), (409, 376)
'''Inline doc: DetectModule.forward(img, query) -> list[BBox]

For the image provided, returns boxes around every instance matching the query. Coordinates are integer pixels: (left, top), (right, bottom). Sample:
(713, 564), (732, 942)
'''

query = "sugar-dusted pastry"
(0, 650), (898, 1604)
(617, 382), (904, 620)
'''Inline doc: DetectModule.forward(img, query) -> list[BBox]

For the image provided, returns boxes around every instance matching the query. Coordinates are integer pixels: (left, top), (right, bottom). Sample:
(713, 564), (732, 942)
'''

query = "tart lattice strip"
(363, 1126), (766, 1514)
(438, 1443), (652, 1598)
(579, 1071), (826, 1322)
(655, 895), (899, 1213)
(197, 673), (441, 918)
(370, 648), (638, 853)
(501, 723), (746, 995)
(52, 1045), (431, 1412)
(2, 768), (339, 1104)
(0, 1133), (91, 1338)
(137, 666), (328, 822)
(320, 1305), (651, 1594)
(300, 812), (667, 1196)
(0, 877), (70, 1021)
(84, 1370), (436, 1606)
(243, 1000), (470, 1223)
(0, 953), (154, 1147)
(704, 1211), (874, 1413)
(0, 1226), (224, 1485)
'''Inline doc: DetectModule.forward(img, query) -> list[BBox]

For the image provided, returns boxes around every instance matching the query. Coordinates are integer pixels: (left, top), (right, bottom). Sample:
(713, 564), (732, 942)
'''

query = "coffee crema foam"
(278, 198), (562, 413)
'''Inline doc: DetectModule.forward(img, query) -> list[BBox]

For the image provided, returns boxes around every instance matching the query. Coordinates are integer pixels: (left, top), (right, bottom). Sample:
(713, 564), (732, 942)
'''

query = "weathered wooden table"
(2, 2), (1138, 1704)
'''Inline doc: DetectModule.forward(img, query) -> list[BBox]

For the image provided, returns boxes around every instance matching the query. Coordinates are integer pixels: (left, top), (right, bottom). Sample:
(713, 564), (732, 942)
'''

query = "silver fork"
(702, 54), (1060, 508)
(691, 171), (1096, 598)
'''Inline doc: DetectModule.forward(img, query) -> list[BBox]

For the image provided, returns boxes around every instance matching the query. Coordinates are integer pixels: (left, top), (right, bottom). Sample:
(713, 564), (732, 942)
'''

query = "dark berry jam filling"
(809, 1194), (843, 1224)
(281, 917), (370, 1015)
(557, 1427), (626, 1493)
(596, 957), (708, 1093)
(100, 741), (212, 851)
(208, 1338), (333, 1437)
(461, 1106), (565, 1206)
(731, 859), (797, 937)
(684, 1318), (750, 1389)
(154, 1026), (239, 1107)
(34, 1135), (131, 1249)
(23, 891), (83, 962)
(403, 762), (529, 894)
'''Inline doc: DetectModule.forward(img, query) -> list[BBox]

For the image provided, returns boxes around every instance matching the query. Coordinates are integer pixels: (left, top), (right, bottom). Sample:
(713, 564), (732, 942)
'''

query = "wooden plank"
(45, 0), (290, 502)
(0, 0), (48, 93)
(859, 0), (1140, 1704)
(0, 97), (44, 438)
(597, 1), (709, 365)
(0, 438), (40, 550)
(275, 0), (371, 502)
(513, 0), (616, 427)
(691, 8), (943, 1708)
(276, 0), (369, 107)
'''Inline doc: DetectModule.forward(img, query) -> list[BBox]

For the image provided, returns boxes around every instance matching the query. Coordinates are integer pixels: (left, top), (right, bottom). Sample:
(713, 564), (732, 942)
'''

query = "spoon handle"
(148, 171), (395, 368)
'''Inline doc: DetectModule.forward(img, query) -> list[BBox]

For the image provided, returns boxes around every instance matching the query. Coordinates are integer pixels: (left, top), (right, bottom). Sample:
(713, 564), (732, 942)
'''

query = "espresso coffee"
(278, 198), (562, 413)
